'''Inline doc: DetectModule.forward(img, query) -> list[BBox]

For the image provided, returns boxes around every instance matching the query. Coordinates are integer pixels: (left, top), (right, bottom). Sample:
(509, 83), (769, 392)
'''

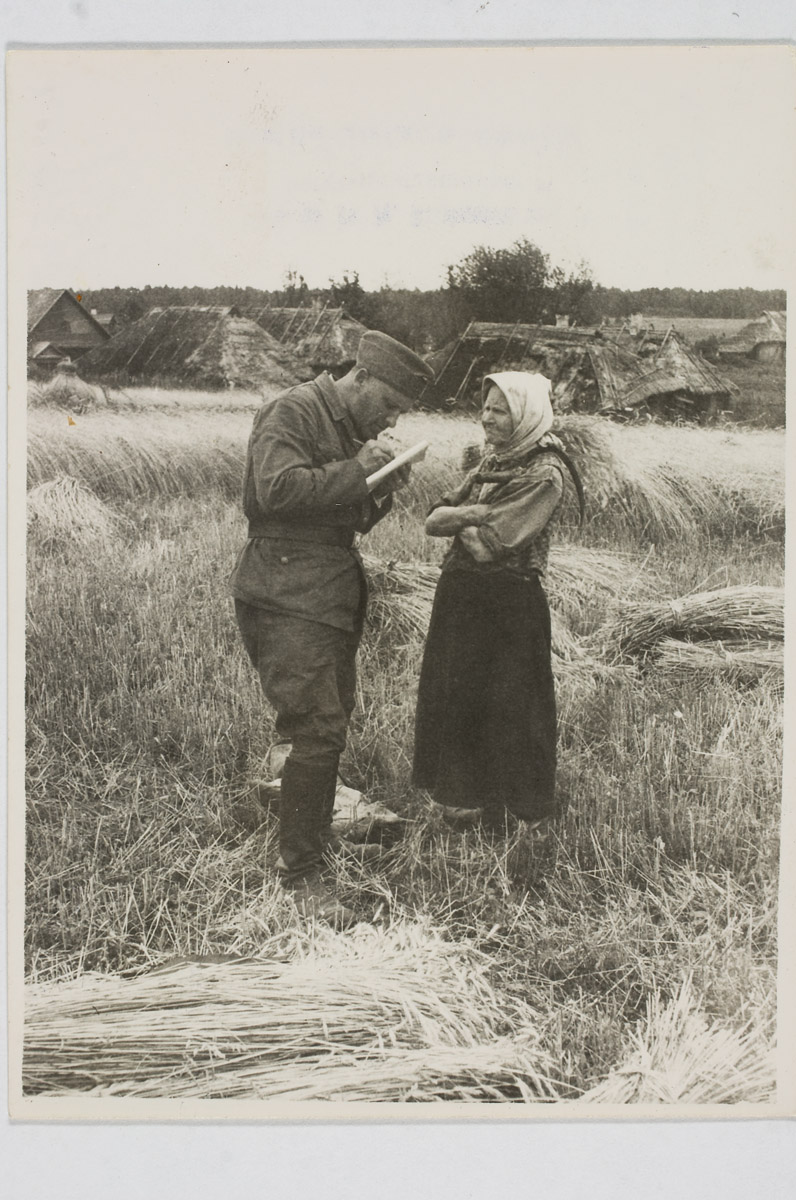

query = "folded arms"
(425, 473), (563, 562)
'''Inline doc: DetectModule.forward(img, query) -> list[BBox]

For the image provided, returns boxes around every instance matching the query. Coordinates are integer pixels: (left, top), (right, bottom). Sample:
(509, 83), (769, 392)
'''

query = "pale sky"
(8, 46), (795, 293)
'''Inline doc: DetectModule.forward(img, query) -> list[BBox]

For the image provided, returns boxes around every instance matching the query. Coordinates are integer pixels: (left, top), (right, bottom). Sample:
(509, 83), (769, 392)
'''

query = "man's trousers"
(235, 599), (362, 881)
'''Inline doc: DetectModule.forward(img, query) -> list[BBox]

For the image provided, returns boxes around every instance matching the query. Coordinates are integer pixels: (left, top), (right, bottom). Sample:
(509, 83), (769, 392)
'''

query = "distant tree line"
(589, 285), (786, 321)
(80, 239), (785, 354)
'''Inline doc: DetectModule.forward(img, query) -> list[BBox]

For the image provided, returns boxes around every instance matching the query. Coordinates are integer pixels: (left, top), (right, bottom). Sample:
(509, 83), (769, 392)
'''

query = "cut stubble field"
(23, 391), (785, 1103)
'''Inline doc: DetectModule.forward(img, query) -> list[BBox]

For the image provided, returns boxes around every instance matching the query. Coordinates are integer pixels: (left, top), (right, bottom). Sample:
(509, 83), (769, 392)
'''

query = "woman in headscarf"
(413, 371), (582, 835)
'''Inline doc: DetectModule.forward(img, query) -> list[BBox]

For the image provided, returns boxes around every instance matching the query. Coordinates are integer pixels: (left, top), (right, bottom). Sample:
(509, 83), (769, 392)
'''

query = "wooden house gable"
(28, 289), (111, 356)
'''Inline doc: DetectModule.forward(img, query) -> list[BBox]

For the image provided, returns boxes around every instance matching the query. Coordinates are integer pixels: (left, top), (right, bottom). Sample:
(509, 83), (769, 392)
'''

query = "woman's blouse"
(439, 451), (564, 581)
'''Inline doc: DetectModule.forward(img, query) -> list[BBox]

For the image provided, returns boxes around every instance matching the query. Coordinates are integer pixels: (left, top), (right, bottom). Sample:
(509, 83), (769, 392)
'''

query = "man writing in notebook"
(229, 330), (434, 928)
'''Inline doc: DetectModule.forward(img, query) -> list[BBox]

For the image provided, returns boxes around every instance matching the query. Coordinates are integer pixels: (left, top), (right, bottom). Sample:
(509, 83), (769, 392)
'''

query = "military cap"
(356, 330), (435, 401)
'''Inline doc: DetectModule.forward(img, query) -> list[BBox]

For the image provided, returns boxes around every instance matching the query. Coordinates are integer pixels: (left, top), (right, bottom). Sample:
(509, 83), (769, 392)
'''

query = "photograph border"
(4, 6), (796, 1195)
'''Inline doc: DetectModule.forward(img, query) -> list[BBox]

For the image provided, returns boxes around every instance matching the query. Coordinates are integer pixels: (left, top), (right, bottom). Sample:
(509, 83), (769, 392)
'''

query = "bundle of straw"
(547, 545), (651, 633)
(549, 608), (584, 664)
(361, 556), (440, 642)
(555, 415), (785, 543)
(27, 476), (126, 551)
(31, 370), (109, 414)
(553, 415), (705, 540)
(549, 545), (643, 601)
(578, 977), (775, 1105)
(554, 415), (620, 516)
(604, 585), (784, 660)
(23, 923), (560, 1102)
(653, 637), (783, 684)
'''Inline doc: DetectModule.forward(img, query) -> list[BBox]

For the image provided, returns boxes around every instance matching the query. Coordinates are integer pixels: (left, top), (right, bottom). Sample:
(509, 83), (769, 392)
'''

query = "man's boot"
(313, 760), (383, 867)
(288, 872), (357, 931)
(277, 757), (356, 930)
(323, 828), (385, 867)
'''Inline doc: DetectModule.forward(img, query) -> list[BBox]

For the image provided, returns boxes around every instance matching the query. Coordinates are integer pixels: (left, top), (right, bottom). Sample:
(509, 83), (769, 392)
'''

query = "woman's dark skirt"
(412, 568), (556, 822)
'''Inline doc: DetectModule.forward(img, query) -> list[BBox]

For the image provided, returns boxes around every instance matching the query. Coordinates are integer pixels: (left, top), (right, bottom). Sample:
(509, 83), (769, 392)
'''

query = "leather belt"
(247, 522), (355, 549)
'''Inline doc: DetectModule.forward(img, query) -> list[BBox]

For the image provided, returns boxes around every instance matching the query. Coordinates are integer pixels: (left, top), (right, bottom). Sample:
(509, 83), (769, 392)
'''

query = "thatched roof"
(552, 337), (727, 415)
(718, 310), (786, 355)
(464, 319), (600, 343)
(426, 321), (732, 420)
(425, 320), (614, 408)
(556, 342), (653, 412)
(618, 334), (732, 411)
(244, 305), (368, 369)
(78, 306), (313, 390)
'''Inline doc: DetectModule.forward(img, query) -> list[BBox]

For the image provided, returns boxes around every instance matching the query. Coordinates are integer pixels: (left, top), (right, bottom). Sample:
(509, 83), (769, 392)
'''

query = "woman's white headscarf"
(481, 371), (554, 463)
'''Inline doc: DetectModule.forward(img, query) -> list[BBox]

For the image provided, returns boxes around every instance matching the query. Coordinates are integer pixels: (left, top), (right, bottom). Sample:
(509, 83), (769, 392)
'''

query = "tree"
(328, 270), (374, 324)
(550, 260), (600, 326)
(368, 287), (460, 352)
(281, 270), (309, 307)
(446, 237), (553, 324)
(118, 294), (146, 325)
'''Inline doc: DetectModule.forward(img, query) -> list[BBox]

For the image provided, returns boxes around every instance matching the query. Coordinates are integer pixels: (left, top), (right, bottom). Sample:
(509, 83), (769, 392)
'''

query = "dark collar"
(315, 372), (359, 444)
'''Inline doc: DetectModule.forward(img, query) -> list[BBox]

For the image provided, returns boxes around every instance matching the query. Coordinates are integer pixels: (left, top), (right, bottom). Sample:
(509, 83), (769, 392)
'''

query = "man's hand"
(356, 440), (394, 476)
(378, 461), (412, 494)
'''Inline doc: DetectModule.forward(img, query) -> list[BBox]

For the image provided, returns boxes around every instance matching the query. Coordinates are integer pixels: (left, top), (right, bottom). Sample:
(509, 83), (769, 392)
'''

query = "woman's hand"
(458, 526), (493, 562)
(425, 503), (489, 537)
(425, 506), (463, 535)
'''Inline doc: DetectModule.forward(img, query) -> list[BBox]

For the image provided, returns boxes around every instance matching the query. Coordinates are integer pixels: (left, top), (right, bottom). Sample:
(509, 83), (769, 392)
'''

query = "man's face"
(348, 370), (415, 442)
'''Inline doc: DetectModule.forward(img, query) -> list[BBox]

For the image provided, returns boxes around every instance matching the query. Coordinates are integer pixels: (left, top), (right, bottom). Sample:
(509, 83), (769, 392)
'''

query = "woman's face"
(481, 386), (514, 446)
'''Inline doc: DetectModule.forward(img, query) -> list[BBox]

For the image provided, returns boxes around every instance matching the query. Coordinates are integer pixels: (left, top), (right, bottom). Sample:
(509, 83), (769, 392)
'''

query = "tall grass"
(27, 409), (251, 500)
(27, 407), (786, 544)
(719, 359), (786, 428)
(23, 403), (784, 1100)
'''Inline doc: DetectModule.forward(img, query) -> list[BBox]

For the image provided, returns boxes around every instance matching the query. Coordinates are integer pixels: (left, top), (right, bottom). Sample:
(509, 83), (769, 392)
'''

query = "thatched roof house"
(244, 305), (368, 375)
(425, 320), (625, 409)
(78, 306), (313, 391)
(556, 342), (654, 413)
(28, 288), (111, 365)
(614, 333), (733, 421)
(718, 311), (786, 363)
(426, 320), (732, 422)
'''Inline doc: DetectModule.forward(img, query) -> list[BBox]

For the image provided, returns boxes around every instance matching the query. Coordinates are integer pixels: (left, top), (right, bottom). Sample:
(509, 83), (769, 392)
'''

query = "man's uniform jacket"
(229, 373), (392, 631)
